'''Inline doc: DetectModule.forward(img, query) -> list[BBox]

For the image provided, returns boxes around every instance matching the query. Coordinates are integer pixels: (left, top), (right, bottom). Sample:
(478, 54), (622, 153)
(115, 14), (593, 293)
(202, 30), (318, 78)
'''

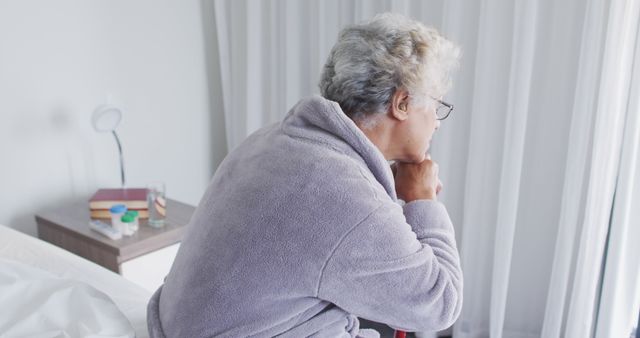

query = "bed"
(0, 224), (151, 337)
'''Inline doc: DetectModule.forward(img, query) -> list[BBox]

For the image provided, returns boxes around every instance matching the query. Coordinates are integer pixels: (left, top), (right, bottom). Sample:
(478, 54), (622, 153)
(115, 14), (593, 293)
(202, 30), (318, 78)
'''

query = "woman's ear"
(389, 89), (410, 121)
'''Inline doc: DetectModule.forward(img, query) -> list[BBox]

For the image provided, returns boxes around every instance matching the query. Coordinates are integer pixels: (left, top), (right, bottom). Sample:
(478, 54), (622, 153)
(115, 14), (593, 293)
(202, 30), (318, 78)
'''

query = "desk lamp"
(92, 104), (126, 187)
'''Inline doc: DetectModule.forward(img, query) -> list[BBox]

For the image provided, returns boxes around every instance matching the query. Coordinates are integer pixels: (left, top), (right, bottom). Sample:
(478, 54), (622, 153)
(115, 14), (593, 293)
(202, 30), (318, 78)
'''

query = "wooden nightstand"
(35, 198), (195, 291)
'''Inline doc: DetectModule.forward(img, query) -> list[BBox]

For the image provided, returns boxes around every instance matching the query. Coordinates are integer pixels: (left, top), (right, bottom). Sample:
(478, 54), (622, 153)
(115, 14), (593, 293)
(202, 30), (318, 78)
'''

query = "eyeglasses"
(432, 97), (454, 120)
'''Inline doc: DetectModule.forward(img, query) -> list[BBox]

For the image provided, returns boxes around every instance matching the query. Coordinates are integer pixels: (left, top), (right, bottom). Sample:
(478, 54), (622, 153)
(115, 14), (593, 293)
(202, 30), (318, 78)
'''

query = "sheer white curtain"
(594, 35), (640, 337)
(591, 1), (640, 336)
(211, 0), (640, 337)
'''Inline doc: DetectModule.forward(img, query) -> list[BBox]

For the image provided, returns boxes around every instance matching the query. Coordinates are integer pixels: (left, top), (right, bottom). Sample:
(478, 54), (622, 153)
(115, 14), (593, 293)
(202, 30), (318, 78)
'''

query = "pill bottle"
(121, 214), (136, 236)
(124, 210), (139, 234)
(109, 204), (127, 233)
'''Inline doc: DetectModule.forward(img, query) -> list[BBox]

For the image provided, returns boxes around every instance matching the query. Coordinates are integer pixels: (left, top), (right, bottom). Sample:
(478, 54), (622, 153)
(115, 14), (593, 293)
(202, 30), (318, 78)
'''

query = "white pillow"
(0, 258), (135, 338)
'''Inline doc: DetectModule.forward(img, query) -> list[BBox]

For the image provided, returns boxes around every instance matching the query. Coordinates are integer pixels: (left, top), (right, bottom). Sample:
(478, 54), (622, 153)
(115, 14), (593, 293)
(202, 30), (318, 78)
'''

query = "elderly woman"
(148, 13), (462, 338)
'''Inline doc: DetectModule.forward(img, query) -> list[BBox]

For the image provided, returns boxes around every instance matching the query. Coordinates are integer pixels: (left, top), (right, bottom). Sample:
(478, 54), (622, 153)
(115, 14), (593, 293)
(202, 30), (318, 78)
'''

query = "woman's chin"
(405, 153), (426, 163)
(417, 146), (431, 161)
(395, 148), (430, 163)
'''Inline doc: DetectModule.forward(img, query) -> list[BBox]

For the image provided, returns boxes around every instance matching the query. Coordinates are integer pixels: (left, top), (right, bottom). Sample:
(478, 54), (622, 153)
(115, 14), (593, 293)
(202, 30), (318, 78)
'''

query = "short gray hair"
(319, 13), (460, 121)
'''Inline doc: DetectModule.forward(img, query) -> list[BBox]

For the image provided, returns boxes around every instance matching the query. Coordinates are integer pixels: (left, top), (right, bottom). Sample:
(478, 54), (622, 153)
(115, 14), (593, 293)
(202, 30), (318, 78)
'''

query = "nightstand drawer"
(120, 243), (180, 292)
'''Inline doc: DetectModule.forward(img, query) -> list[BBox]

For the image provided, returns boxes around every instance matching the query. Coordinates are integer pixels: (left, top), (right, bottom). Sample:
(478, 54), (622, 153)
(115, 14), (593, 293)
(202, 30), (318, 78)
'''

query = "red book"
(89, 188), (148, 210)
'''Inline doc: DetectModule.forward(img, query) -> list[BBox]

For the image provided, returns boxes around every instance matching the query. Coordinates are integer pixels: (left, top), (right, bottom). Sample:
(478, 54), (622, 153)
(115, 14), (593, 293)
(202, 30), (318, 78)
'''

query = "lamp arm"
(111, 130), (126, 187)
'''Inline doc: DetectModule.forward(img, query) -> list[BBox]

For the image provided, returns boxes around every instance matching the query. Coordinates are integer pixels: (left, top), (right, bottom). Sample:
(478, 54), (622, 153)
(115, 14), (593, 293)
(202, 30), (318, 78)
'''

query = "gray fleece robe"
(147, 96), (463, 337)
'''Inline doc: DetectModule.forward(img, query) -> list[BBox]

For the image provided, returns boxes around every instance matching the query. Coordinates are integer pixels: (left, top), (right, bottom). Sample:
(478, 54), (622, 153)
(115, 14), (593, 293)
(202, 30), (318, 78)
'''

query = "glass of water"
(147, 181), (166, 228)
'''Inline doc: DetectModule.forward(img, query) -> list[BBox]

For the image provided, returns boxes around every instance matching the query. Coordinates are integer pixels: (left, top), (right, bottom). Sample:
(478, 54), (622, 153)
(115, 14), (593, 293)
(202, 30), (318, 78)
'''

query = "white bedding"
(0, 225), (151, 337)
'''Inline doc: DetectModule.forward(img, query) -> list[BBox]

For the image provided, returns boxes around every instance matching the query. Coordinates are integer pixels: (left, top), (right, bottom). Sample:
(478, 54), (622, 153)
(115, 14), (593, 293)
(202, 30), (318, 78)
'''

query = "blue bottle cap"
(109, 204), (128, 214)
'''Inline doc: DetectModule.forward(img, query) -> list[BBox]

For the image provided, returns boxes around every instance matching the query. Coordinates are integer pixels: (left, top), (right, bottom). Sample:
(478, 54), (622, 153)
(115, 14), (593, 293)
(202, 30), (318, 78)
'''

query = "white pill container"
(109, 204), (127, 233)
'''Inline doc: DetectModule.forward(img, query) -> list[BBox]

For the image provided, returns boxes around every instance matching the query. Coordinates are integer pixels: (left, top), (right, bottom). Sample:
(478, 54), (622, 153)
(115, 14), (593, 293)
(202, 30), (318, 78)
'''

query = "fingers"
(393, 155), (442, 201)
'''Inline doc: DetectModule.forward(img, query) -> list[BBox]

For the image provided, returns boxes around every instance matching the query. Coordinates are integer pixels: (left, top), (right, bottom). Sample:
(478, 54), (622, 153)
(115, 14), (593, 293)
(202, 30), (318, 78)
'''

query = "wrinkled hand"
(391, 154), (442, 202)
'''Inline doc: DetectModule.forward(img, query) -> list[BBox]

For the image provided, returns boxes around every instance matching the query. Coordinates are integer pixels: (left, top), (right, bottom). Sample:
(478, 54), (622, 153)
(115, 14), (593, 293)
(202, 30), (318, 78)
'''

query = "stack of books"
(89, 188), (149, 219)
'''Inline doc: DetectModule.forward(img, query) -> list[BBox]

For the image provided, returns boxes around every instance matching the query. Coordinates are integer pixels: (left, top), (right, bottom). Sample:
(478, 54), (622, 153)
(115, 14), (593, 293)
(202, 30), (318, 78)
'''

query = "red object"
(394, 330), (407, 338)
(89, 188), (148, 210)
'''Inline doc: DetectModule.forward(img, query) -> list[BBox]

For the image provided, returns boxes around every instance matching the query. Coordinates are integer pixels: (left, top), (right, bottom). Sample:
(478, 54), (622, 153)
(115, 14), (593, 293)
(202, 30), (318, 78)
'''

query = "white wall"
(0, 0), (228, 236)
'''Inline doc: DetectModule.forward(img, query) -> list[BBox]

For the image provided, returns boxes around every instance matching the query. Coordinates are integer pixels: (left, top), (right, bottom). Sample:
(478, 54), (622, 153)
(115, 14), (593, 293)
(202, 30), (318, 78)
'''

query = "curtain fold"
(210, 0), (640, 336)
(489, 2), (537, 337)
(540, 0), (608, 335)
(565, 0), (640, 336)
(456, 0), (514, 334)
(593, 2), (640, 337)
